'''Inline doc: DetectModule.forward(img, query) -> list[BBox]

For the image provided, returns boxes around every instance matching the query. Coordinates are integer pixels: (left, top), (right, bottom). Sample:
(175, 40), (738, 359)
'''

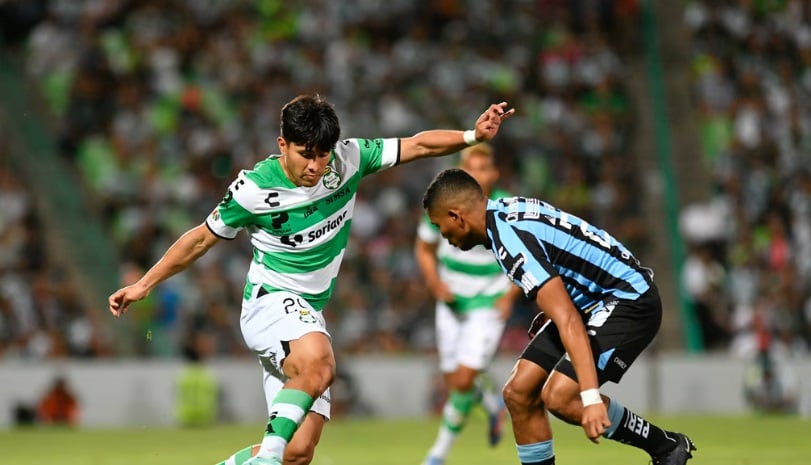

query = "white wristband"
(463, 129), (479, 146)
(580, 388), (602, 407)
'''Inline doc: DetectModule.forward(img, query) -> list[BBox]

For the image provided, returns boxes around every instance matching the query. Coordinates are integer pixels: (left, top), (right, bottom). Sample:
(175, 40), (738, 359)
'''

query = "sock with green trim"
(257, 389), (314, 460)
(425, 389), (477, 459)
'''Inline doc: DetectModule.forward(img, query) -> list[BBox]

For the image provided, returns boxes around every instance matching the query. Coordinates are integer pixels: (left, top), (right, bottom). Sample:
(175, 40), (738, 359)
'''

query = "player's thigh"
(244, 290), (334, 419)
(520, 317), (565, 376)
(285, 330), (335, 367)
(545, 289), (662, 385)
(435, 302), (463, 373)
(241, 290), (331, 378)
(504, 358), (550, 405)
(586, 288), (661, 384)
(454, 308), (506, 371)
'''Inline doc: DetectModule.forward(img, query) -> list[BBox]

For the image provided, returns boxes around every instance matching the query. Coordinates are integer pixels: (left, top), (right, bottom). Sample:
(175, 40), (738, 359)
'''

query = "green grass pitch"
(1, 414), (807, 464)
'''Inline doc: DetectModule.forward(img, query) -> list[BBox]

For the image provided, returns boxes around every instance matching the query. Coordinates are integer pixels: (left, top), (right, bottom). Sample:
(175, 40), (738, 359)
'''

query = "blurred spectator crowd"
(681, 0), (811, 360)
(1, 0), (643, 359)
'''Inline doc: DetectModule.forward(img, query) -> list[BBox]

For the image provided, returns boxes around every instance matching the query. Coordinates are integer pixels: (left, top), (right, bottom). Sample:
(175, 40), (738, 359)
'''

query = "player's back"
(485, 197), (652, 311)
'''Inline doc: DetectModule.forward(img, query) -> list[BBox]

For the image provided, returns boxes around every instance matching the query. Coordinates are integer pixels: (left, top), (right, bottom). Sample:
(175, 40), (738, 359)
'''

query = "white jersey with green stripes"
(206, 138), (400, 310)
(416, 189), (513, 313)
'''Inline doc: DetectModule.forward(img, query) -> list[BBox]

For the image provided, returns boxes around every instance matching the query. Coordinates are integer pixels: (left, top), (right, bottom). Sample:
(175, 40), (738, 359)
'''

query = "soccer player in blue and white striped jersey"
(422, 168), (696, 465)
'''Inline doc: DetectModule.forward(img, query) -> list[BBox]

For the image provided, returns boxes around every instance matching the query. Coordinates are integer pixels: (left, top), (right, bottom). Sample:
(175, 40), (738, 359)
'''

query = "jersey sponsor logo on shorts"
(299, 309), (318, 324)
(322, 166), (341, 189)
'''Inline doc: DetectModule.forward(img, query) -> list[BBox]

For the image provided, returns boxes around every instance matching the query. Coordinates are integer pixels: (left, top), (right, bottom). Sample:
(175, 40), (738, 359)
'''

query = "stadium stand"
(682, 0), (811, 357)
(2, 0), (646, 358)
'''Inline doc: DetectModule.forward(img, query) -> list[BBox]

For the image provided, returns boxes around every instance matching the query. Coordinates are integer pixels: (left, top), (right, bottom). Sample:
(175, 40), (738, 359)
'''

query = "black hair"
(280, 94), (341, 152)
(422, 168), (484, 211)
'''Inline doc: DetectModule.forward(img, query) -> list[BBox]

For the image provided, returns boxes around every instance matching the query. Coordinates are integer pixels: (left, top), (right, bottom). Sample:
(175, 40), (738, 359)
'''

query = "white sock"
(480, 384), (501, 415)
(428, 425), (458, 458)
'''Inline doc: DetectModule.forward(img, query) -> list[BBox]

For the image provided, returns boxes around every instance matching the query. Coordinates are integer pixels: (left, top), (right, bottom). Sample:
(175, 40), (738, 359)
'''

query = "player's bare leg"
(214, 412), (325, 465)
(421, 365), (481, 465)
(502, 360), (555, 465)
(247, 333), (335, 465)
(542, 371), (695, 464)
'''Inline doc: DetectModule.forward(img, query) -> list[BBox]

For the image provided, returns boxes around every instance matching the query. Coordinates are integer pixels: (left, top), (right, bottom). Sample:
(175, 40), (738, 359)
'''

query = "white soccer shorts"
(241, 288), (332, 419)
(435, 302), (506, 373)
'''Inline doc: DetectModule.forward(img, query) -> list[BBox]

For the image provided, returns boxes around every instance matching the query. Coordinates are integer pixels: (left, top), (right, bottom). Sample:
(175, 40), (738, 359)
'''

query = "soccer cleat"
(421, 455), (445, 465)
(487, 395), (507, 447)
(650, 432), (696, 465)
(242, 456), (282, 465)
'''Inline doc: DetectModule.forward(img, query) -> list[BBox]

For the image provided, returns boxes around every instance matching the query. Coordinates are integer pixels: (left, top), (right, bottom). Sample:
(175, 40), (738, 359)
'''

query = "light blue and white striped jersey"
(485, 197), (652, 313)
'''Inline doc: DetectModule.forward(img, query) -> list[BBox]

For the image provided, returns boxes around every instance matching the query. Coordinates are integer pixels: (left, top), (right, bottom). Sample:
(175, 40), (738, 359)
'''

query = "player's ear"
(448, 208), (467, 227)
(277, 136), (287, 154)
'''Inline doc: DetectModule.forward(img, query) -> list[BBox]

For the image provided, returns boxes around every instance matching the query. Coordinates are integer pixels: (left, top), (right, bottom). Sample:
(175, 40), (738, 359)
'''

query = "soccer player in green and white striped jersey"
(415, 144), (522, 465)
(107, 95), (514, 465)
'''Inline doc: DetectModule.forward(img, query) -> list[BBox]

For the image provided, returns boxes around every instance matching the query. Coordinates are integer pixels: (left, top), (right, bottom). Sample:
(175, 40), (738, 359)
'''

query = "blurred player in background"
(422, 169), (696, 465)
(108, 95), (514, 465)
(415, 144), (522, 465)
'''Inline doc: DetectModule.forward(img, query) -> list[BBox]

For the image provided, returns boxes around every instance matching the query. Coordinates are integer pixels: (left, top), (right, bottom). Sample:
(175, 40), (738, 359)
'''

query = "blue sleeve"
(492, 220), (558, 299)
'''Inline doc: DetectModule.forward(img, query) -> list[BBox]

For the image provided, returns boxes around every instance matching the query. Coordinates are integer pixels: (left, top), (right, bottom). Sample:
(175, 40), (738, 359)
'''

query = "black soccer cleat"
(650, 432), (696, 465)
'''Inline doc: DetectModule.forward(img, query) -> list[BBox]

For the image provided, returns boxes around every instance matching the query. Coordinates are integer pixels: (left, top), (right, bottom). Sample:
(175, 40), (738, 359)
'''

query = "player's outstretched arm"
(108, 223), (219, 318)
(398, 102), (515, 164)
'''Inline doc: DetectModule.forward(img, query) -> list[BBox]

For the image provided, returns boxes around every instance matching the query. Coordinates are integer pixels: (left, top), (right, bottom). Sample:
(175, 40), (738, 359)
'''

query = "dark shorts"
(520, 281), (662, 385)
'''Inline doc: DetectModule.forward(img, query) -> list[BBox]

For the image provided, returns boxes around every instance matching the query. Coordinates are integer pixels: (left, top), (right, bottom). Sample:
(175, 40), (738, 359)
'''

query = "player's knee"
(300, 365), (334, 395)
(502, 379), (537, 413)
(290, 355), (335, 393)
(449, 370), (477, 392)
(308, 359), (335, 392)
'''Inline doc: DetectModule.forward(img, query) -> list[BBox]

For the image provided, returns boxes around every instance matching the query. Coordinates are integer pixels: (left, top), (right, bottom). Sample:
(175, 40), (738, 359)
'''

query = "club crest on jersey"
(322, 167), (341, 189)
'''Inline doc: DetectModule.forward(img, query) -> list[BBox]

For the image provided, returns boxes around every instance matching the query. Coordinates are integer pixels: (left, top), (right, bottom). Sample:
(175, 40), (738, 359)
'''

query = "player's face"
(428, 208), (476, 251)
(278, 137), (332, 187)
(460, 154), (498, 193)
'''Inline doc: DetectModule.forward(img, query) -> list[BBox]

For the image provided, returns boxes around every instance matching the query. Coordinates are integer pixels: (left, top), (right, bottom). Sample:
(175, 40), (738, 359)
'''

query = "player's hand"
(473, 102), (515, 142)
(494, 294), (513, 321)
(429, 281), (454, 303)
(581, 402), (611, 444)
(108, 284), (149, 318)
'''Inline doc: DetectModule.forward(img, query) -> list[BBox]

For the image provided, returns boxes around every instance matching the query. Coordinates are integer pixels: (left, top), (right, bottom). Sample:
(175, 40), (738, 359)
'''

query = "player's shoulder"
(334, 137), (386, 154)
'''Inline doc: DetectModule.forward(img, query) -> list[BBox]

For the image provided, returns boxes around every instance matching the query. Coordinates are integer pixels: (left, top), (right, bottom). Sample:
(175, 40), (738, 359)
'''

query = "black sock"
(606, 406), (678, 456)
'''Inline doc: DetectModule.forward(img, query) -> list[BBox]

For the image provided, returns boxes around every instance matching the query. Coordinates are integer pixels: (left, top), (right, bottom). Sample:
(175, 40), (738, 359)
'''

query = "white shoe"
(243, 456), (282, 465)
